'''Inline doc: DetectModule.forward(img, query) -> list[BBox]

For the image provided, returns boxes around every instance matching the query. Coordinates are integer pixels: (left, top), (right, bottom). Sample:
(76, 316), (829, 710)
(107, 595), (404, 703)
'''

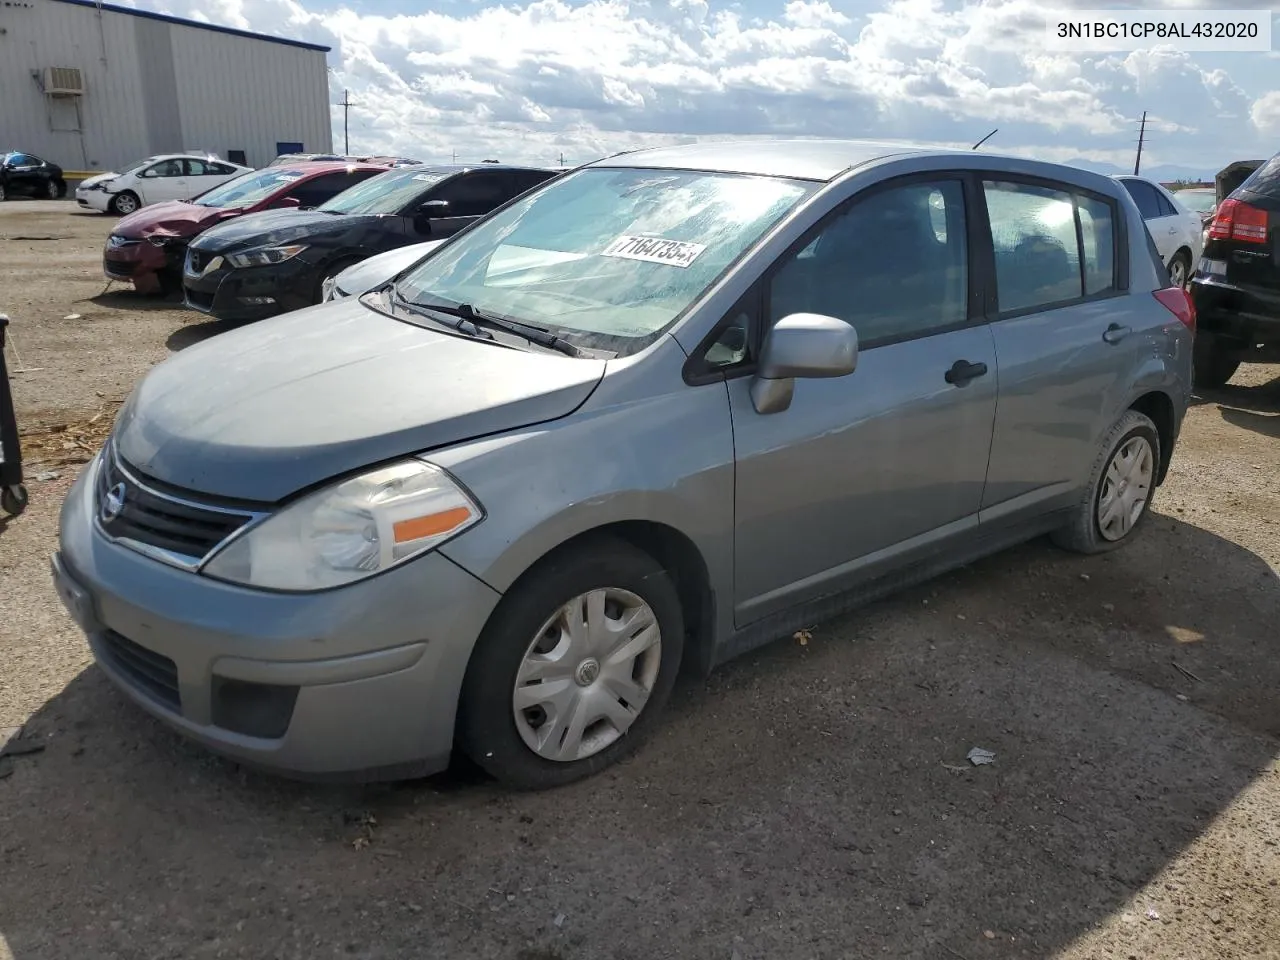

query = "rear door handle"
(1103, 323), (1131, 344)
(945, 359), (988, 386)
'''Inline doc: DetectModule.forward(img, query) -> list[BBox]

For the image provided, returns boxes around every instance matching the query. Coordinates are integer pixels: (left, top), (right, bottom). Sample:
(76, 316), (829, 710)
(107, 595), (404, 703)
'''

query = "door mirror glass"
(751, 313), (858, 415)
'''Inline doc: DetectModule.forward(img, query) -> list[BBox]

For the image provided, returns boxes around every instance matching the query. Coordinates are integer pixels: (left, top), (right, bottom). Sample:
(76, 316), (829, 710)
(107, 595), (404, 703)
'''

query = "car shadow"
(1191, 370), (1280, 414)
(165, 318), (239, 351)
(88, 288), (184, 312)
(1, 515), (1277, 958)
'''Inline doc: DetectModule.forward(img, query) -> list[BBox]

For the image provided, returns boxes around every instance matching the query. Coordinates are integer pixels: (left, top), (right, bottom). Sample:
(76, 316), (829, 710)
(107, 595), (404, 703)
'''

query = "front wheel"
(1192, 334), (1241, 389)
(1052, 410), (1159, 555)
(457, 538), (684, 789)
(108, 191), (139, 215)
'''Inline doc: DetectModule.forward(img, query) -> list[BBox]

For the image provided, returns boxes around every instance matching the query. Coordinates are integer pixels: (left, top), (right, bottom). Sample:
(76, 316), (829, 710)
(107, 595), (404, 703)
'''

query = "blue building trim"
(49, 0), (332, 53)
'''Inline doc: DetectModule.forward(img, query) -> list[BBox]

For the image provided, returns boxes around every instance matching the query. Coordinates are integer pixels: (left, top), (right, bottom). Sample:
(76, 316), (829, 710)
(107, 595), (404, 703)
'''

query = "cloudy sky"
(124, 0), (1279, 176)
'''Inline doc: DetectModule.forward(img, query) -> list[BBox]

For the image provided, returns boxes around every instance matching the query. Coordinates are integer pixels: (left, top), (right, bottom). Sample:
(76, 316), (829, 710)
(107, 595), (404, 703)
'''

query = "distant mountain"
(1061, 157), (1220, 183)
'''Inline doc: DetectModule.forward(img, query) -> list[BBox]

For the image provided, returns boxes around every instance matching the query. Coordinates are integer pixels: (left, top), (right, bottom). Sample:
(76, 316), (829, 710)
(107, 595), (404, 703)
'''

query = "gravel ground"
(1, 199), (1278, 960)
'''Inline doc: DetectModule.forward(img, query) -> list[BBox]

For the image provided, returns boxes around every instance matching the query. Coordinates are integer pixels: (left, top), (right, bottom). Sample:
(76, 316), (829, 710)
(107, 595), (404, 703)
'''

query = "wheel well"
(1130, 391), (1176, 484)
(511, 521), (716, 678)
(1171, 246), (1192, 264)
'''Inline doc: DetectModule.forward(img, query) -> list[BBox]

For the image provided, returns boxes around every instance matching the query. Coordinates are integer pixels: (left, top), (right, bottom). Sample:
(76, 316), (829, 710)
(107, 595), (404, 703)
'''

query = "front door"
(728, 176), (998, 626)
(979, 178), (1139, 517)
(423, 171), (520, 238)
(137, 158), (188, 204)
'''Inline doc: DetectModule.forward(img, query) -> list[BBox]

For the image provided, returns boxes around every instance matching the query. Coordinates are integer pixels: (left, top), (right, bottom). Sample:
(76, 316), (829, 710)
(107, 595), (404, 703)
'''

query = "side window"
(1154, 189), (1177, 218)
(431, 173), (513, 217)
(227, 151), (247, 166)
(983, 180), (1082, 313)
(514, 171), (556, 194)
(210, 162), (237, 175)
(1077, 195), (1117, 295)
(767, 179), (969, 346)
(1121, 179), (1162, 220)
(11, 153), (37, 166)
(184, 159), (210, 177)
(144, 159), (184, 178)
(284, 171), (379, 207)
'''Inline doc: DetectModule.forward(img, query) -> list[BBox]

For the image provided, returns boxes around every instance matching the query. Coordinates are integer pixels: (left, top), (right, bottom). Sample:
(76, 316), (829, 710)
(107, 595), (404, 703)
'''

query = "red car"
(103, 161), (390, 294)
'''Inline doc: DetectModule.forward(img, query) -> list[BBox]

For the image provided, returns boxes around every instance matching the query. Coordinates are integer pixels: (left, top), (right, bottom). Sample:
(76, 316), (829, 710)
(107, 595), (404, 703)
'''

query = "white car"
(1114, 175), (1204, 287)
(75, 154), (253, 215)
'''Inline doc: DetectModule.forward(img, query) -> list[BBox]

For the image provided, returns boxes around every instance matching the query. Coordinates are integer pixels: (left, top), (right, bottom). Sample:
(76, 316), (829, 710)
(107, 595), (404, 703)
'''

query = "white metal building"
(0, 0), (333, 174)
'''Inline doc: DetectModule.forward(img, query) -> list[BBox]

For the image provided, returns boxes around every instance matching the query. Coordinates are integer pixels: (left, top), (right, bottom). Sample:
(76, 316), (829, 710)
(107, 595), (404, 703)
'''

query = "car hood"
(191, 208), (376, 253)
(77, 172), (118, 190)
(113, 200), (236, 240)
(111, 297), (607, 502)
(335, 240), (445, 296)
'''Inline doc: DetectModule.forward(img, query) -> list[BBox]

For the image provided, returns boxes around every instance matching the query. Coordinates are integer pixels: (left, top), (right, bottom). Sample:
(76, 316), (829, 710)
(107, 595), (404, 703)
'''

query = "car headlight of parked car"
(226, 244), (308, 269)
(147, 235), (184, 247)
(201, 458), (483, 591)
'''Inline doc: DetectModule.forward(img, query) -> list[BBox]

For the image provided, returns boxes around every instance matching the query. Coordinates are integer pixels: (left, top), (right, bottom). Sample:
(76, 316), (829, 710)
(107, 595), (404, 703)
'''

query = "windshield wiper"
(416, 298), (586, 358)
(382, 285), (495, 341)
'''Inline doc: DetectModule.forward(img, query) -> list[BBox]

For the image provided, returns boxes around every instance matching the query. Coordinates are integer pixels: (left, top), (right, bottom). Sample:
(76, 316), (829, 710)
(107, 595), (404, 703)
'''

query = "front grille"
(101, 630), (181, 711)
(96, 450), (254, 563)
(104, 259), (139, 276)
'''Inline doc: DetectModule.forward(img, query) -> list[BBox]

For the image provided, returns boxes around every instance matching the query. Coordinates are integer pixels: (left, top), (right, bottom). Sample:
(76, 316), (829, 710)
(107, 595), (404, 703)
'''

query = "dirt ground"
(1, 199), (1278, 960)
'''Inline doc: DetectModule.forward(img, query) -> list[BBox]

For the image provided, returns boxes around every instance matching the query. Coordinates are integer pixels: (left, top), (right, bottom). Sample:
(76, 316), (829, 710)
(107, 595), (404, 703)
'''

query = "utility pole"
(336, 89), (360, 154)
(1134, 110), (1147, 176)
(559, 151), (566, 167)
(452, 150), (458, 164)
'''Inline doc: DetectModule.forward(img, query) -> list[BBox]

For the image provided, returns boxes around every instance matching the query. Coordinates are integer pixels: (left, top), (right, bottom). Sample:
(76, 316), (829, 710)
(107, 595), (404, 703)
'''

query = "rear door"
(7, 153), (42, 195)
(980, 178), (1140, 519)
(1120, 178), (1176, 264)
(185, 159), (237, 198)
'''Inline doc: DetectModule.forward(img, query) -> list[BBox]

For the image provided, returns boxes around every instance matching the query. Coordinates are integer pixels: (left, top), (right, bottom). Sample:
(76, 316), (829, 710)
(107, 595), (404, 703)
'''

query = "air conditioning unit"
(42, 67), (84, 96)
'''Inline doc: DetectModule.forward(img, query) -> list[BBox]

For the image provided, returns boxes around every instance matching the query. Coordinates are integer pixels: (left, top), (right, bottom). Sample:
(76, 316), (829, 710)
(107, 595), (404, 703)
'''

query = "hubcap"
(1097, 435), (1154, 541)
(1170, 259), (1186, 286)
(512, 587), (662, 763)
(117, 196), (136, 213)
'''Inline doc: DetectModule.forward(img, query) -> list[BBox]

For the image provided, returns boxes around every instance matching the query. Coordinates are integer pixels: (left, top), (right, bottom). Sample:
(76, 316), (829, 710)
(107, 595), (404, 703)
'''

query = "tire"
(1192, 333), (1241, 389)
(457, 537), (685, 789)
(1167, 250), (1191, 288)
(0, 183), (7, 202)
(1, 485), (29, 517)
(108, 191), (140, 215)
(1052, 410), (1160, 555)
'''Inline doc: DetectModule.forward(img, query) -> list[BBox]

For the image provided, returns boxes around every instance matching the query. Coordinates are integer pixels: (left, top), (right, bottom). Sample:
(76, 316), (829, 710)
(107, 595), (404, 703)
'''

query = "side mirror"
(274, 196), (301, 209)
(750, 313), (858, 415)
(418, 198), (449, 217)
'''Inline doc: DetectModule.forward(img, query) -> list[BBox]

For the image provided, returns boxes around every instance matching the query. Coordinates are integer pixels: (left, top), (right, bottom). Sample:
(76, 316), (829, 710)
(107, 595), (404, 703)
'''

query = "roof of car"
(268, 161), (393, 177)
(589, 139), (935, 181)
(391, 163), (559, 174)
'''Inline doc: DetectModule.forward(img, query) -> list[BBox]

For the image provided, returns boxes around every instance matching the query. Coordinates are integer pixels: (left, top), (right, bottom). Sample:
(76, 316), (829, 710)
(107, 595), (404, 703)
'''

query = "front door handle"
(945, 359), (988, 386)
(1103, 323), (1131, 344)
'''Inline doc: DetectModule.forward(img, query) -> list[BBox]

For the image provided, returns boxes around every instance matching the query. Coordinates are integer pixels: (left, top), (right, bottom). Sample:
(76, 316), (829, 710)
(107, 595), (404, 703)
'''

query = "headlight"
(227, 244), (308, 269)
(321, 275), (345, 301)
(201, 459), (483, 591)
(147, 235), (182, 247)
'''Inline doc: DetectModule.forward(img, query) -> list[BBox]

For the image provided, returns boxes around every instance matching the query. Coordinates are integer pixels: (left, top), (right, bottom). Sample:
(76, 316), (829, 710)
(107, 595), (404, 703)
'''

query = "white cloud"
(1252, 91), (1280, 136)
(136, 0), (1278, 174)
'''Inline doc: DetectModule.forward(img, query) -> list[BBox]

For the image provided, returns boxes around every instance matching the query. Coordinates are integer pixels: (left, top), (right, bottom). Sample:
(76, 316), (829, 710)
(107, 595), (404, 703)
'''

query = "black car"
(1189, 151), (1280, 387)
(182, 164), (558, 322)
(0, 152), (66, 201)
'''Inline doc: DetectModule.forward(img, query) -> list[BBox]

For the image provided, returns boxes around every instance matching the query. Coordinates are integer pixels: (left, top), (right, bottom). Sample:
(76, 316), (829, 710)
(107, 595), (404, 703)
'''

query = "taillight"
(1207, 198), (1269, 244)
(1153, 287), (1195, 332)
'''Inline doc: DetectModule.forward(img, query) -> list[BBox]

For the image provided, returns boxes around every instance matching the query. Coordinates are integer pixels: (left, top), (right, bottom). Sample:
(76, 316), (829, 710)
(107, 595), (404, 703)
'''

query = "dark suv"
(183, 164), (558, 323)
(1189, 152), (1280, 387)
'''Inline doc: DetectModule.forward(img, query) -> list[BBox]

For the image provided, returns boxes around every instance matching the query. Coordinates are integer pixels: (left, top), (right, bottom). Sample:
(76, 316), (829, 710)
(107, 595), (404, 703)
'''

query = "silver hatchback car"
(53, 140), (1195, 789)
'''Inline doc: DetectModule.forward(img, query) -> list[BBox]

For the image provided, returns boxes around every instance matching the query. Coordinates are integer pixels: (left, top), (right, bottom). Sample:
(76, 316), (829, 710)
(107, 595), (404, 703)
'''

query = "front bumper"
(54, 459), (502, 780)
(103, 241), (172, 291)
(183, 254), (315, 322)
(76, 189), (112, 213)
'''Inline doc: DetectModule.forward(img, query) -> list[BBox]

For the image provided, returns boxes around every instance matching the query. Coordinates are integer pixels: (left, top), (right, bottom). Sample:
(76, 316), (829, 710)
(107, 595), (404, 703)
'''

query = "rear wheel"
(1167, 250), (1190, 288)
(1052, 410), (1159, 555)
(109, 191), (139, 215)
(458, 538), (684, 789)
(1192, 333), (1241, 388)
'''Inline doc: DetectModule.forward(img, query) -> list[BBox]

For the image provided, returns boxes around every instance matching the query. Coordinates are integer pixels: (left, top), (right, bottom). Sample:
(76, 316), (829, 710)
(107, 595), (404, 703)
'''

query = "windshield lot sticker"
(413, 173), (443, 182)
(601, 235), (707, 268)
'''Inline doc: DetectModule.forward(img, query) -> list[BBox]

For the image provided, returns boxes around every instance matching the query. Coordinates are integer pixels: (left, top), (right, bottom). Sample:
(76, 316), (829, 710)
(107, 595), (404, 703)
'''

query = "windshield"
(1177, 189), (1217, 215)
(318, 167), (450, 215)
(395, 167), (815, 354)
(116, 157), (154, 176)
(192, 167), (309, 209)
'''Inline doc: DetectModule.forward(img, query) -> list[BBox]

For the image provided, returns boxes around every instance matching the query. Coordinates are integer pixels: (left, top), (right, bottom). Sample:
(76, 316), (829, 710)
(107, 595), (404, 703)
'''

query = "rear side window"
(1238, 154), (1280, 200)
(984, 181), (1081, 312)
(285, 170), (381, 208)
(1077, 195), (1116, 295)
(1120, 179), (1162, 220)
(767, 179), (969, 346)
